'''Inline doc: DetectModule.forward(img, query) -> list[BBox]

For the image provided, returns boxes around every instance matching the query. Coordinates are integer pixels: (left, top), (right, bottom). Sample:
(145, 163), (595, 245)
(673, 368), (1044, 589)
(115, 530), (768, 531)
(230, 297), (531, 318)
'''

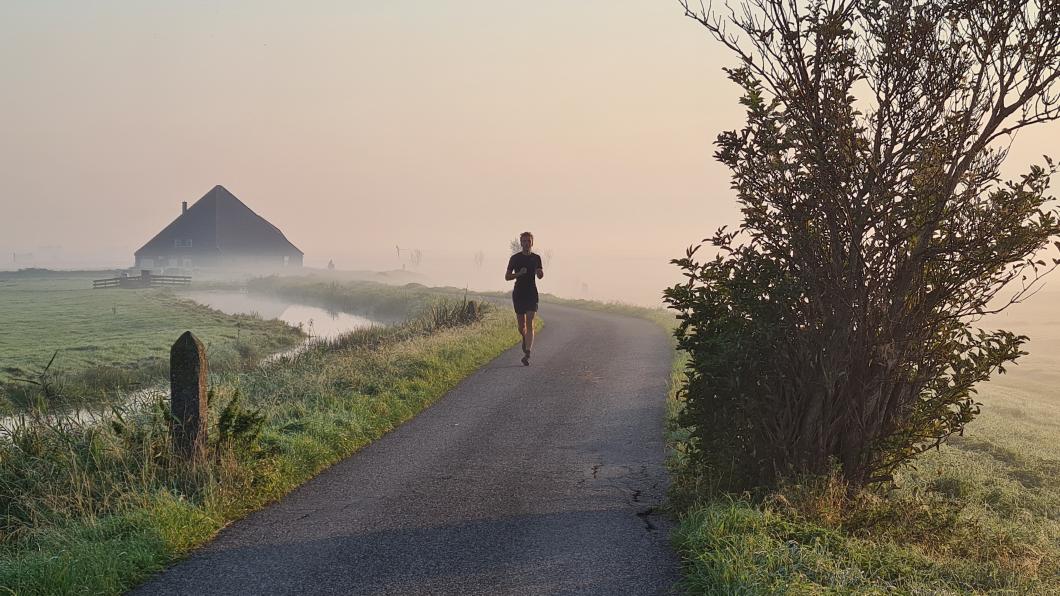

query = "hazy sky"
(2, 1), (1058, 304)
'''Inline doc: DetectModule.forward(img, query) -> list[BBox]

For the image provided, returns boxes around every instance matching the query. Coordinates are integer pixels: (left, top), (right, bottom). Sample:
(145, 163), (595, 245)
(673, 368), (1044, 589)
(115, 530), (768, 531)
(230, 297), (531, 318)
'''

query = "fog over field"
(984, 288), (1060, 392)
(3, 2), (1059, 307)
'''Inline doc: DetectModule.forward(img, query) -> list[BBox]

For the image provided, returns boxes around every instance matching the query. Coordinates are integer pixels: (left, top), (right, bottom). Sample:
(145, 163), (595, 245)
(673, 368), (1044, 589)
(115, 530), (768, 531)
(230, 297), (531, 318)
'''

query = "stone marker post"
(171, 331), (208, 461)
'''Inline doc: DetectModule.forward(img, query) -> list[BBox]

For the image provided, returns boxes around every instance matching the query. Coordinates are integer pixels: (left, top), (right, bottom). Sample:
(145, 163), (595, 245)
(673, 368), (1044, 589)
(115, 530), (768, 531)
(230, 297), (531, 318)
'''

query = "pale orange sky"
(2, 1), (1058, 305)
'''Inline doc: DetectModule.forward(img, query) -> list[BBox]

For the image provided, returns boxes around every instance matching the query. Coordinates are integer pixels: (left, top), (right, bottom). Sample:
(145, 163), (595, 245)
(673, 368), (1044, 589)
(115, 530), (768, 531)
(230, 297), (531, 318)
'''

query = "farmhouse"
(134, 185), (303, 272)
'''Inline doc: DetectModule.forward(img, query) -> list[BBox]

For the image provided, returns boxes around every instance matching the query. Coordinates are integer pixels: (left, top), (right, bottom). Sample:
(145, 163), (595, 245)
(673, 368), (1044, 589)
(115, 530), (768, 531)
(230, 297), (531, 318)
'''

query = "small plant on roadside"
(215, 389), (266, 458)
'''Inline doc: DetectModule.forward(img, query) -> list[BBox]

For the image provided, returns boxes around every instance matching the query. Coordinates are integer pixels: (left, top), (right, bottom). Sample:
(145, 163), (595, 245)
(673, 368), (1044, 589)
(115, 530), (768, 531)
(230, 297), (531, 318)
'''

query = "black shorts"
(513, 295), (538, 315)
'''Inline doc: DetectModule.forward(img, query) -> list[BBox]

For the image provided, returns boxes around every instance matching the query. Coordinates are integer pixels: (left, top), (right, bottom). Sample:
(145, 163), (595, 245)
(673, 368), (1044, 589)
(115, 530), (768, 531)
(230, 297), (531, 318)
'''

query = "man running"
(505, 232), (544, 366)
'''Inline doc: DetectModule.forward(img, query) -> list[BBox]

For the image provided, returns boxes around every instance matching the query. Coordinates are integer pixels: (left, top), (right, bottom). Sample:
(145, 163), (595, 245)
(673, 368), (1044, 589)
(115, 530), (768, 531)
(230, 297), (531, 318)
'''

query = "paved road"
(132, 303), (681, 595)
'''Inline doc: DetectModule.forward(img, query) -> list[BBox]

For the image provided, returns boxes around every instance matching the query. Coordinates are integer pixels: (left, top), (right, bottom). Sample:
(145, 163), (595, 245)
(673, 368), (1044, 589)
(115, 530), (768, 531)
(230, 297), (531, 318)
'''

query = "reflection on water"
(181, 291), (383, 340)
(0, 386), (167, 437)
(274, 304), (378, 340)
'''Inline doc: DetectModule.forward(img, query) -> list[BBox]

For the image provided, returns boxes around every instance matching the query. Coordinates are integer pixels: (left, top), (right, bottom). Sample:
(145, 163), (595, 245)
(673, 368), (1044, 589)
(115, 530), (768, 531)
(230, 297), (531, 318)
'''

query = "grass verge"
(0, 297), (520, 595)
(666, 317), (1060, 592)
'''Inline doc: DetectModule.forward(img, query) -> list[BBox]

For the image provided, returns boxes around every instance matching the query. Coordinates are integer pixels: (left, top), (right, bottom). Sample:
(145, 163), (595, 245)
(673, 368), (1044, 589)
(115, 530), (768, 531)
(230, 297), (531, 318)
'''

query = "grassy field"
(0, 276), (303, 403)
(0, 291), (522, 595)
(669, 290), (1060, 594)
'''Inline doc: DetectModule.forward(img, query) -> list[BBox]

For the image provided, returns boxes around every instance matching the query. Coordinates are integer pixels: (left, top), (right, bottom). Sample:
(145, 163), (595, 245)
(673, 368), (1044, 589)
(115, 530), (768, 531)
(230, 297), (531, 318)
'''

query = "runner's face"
(520, 236), (532, 252)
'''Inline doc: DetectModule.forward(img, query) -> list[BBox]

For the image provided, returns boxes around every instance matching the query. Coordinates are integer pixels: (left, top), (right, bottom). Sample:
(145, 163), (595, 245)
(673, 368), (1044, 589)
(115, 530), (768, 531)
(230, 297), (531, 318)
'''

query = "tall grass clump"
(673, 464), (1059, 594)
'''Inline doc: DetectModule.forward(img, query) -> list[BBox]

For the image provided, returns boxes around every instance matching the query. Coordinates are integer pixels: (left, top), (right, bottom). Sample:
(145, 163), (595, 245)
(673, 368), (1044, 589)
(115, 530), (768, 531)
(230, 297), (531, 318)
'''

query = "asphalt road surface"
(131, 303), (681, 595)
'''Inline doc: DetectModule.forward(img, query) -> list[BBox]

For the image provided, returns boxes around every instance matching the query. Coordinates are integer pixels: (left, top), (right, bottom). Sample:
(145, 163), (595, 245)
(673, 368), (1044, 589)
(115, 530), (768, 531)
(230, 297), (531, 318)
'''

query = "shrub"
(667, 0), (1060, 491)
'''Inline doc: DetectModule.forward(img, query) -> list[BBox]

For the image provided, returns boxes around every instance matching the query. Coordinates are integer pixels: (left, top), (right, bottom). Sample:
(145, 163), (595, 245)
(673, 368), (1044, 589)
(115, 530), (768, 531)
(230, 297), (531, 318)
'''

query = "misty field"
(0, 275), (302, 400)
(671, 290), (1060, 593)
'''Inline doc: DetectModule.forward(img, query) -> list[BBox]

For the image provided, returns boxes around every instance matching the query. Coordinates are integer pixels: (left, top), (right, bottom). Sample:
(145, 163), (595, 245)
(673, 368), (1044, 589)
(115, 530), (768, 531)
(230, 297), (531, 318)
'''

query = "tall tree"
(666, 0), (1060, 490)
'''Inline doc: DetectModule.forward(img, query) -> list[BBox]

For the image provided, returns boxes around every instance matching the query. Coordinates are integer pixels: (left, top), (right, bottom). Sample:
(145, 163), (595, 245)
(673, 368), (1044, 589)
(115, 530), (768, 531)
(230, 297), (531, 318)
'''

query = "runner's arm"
(504, 257), (523, 281)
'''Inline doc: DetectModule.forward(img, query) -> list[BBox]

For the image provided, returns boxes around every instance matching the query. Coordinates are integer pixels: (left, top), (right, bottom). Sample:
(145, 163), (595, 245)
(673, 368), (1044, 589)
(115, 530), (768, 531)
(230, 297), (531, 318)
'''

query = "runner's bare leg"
(517, 313), (528, 352)
(524, 311), (535, 354)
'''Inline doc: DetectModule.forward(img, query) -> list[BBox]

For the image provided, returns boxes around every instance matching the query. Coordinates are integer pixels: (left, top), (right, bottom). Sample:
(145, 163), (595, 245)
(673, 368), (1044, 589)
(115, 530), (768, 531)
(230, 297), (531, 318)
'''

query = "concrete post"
(170, 331), (208, 461)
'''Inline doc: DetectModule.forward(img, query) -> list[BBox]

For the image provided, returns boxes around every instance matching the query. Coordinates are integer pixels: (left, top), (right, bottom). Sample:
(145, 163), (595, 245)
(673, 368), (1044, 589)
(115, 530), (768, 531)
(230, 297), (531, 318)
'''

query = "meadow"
(0, 274), (303, 405)
(669, 290), (1060, 594)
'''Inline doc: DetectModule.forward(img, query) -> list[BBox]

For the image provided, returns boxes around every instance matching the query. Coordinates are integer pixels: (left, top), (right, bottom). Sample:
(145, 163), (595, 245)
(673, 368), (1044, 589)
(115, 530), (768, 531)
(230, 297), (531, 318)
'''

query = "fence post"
(170, 331), (208, 461)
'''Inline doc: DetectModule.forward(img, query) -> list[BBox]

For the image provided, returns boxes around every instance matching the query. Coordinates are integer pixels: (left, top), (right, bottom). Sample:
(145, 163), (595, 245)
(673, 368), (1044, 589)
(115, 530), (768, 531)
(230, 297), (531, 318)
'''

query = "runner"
(505, 232), (544, 366)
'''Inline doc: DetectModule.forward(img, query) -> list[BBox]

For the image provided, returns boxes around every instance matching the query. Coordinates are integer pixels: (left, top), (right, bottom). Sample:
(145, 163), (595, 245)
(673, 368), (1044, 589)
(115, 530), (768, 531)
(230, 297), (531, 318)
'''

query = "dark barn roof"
(135, 185), (303, 258)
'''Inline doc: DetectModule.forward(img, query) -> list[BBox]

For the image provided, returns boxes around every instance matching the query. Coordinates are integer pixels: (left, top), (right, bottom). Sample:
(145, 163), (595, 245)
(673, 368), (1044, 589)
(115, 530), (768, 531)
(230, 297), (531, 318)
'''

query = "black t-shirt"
(507, 252), (542, 299)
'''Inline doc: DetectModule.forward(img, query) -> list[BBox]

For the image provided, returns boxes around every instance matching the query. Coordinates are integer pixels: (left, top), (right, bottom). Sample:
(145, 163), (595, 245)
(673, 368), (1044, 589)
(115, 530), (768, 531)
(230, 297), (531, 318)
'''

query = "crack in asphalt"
(636, 508), (658, 532)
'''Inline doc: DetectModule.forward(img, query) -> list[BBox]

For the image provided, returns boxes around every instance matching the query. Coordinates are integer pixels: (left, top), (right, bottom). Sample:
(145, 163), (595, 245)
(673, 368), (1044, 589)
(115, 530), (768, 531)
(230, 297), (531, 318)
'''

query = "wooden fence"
(93, 271), (191, 289)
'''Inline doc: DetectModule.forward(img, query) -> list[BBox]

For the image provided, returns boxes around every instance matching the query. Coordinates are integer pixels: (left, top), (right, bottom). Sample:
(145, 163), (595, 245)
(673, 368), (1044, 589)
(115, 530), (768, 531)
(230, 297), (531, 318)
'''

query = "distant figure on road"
(505, 231), (544, 366)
